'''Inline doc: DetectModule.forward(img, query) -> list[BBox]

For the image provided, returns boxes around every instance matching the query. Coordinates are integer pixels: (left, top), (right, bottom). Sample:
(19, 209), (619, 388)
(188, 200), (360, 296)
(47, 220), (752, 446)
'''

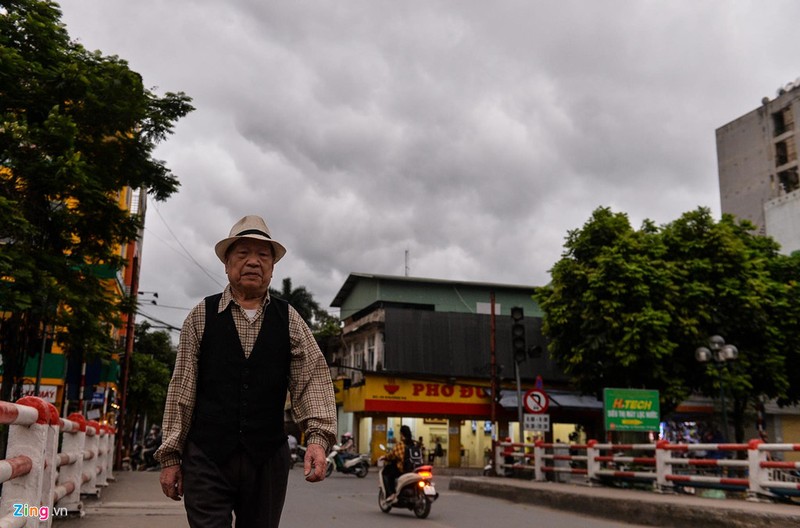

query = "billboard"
(603, 388), (660, 432)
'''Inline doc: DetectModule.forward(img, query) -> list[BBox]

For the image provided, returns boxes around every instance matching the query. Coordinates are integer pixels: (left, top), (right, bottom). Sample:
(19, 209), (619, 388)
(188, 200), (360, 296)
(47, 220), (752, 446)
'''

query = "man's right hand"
(160, 465), (183, 501)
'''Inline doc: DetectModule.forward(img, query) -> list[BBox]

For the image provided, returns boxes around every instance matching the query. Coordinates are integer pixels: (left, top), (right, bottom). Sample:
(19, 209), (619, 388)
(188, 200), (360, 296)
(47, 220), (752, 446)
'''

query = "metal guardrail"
(0, 397), (116, 526)
(494, 439), (800, 502)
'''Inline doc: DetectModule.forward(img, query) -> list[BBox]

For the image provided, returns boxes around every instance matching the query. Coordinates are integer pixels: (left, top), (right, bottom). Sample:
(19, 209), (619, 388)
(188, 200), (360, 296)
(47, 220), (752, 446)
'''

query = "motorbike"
(377, 445), (438, 519)
(290, 447), (301, 469)
(325, 445), (370, 478)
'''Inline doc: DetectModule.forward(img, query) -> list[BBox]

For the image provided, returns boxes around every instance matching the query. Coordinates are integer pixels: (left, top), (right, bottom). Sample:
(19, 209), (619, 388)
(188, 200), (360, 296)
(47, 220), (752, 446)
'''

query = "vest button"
(243, 384), (249, 390)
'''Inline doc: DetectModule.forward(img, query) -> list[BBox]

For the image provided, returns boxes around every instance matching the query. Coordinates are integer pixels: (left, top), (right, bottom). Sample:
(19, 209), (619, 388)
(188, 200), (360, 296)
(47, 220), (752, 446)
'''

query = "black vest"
(187, 294), (290, 464)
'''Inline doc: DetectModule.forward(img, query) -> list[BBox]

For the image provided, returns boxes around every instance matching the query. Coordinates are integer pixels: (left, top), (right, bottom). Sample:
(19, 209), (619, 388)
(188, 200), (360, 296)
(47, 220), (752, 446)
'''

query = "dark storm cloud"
(57, 0), (800, 333)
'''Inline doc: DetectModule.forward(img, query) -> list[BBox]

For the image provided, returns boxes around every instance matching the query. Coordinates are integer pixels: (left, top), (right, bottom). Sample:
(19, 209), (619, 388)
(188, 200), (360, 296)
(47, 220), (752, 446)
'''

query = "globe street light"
(695, 335), (738, 441)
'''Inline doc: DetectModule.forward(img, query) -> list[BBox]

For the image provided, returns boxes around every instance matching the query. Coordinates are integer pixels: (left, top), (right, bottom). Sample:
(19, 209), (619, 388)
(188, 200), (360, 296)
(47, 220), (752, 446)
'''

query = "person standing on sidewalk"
(155, 215), (337, 528)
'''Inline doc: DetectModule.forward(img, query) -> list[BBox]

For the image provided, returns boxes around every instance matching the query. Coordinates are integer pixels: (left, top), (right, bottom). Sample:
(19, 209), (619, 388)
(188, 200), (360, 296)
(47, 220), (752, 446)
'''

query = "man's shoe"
(386, 493), (397, 502)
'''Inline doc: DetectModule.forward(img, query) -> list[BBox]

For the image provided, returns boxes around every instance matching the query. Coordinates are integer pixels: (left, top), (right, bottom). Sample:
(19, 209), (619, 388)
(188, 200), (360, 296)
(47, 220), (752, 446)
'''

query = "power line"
(148, 204), (226, 288)
(136, 309), (182, 332)
(137, 300), (191, 311)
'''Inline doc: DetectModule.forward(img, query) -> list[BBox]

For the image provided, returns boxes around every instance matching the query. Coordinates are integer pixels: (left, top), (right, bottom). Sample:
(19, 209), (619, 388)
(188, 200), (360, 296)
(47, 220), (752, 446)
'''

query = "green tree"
(534, 207), (799, 441)
(269, 277), (340, 337)
(0, 1), (193, 403)
(125, 321), (174, 441)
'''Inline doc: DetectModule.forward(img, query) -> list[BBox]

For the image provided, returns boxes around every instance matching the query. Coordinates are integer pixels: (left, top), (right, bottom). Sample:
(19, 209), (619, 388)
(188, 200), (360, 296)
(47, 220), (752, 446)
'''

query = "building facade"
(329, 273), (604, 468)
(716, 78), (800, 456)
(716, 77), (800, 253)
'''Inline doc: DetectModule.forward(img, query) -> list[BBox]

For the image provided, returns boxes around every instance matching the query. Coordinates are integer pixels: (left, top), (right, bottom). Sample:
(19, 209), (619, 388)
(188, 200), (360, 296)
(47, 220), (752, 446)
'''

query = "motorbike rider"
(337, 432), (356, 462)
(340, 432), (355, 452)
(383, 425), (413, 502)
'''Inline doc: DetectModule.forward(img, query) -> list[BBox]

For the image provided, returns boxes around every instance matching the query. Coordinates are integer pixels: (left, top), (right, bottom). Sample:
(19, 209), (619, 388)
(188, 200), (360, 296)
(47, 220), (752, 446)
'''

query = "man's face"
(225, 238), (275, 298)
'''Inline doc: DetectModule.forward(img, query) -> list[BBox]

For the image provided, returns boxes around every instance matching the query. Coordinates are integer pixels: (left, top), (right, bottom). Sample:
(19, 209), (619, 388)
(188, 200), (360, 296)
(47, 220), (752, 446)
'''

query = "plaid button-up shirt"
(155, 285), (337, 467)
(385, 440), (407, 472)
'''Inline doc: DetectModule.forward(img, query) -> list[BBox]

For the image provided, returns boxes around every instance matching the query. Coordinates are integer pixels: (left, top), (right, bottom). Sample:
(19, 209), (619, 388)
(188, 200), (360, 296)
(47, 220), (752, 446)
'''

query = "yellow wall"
(782, 415), (800, 463)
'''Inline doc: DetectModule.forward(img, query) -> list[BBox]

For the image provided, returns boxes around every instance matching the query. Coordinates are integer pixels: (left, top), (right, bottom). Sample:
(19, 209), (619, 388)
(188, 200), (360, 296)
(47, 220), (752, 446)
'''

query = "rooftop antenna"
(405, 249), (410, 277)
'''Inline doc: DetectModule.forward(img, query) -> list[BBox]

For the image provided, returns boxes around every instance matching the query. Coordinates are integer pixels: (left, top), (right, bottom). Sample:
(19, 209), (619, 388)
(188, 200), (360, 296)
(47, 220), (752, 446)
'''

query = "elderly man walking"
(155, 215), (337, 528)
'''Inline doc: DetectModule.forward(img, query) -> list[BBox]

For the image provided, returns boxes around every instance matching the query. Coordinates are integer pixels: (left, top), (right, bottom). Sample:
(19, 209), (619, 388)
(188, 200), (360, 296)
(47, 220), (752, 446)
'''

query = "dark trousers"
(182, 440), (290, 528)
(383, 463), (401, 495)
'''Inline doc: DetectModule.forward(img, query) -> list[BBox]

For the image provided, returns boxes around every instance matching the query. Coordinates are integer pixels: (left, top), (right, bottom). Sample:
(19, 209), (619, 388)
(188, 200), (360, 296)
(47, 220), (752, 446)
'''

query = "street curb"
(449, 477), (800, 528)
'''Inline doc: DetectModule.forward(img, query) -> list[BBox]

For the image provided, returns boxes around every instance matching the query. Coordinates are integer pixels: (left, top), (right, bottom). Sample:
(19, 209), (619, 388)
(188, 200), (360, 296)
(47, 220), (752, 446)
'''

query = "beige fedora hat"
(214, 215), (287, 264)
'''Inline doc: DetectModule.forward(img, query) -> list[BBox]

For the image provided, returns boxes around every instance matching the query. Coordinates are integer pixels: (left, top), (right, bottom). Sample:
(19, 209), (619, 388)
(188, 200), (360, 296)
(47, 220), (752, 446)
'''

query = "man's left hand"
(304, 443), (327, 482)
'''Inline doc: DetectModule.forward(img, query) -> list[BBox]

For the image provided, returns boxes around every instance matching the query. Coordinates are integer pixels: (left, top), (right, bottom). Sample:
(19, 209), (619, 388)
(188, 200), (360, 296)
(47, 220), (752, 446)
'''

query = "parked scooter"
(325, 444), (370, 478)
(377, 445), (438, 518)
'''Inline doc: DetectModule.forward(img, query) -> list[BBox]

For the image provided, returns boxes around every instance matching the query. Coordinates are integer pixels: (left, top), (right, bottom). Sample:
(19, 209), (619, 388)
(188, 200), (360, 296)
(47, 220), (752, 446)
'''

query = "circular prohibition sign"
(523, 389), (549, 414)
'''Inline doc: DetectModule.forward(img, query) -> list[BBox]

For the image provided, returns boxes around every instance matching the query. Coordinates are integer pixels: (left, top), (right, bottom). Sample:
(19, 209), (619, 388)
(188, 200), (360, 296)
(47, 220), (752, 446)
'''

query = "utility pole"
(511, 307), (526, 443)
(115, 254), (139, 470)
(490, 292), (498, 462)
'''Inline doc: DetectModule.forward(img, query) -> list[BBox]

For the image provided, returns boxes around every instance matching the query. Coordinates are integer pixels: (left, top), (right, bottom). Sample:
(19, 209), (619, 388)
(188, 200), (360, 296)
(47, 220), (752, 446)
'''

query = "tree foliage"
(269, 277), (340, 338)
(0, 1), (193, 401)
(126, 321), (174, 436)
(534, 207), (800, 441)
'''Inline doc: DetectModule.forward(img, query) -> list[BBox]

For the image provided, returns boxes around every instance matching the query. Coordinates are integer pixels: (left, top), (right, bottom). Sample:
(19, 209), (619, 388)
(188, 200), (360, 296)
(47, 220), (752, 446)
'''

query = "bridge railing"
(494, 438), (800, 502)
(0, 397), (117, 526)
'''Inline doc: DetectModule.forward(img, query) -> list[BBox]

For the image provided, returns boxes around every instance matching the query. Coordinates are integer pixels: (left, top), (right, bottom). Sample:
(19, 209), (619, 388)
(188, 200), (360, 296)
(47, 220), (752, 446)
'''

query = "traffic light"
(511, 306), (526, 363)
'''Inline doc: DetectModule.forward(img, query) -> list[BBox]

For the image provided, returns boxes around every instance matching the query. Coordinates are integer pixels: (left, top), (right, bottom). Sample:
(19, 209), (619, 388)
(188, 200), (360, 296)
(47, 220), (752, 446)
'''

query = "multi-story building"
(329, 273), (605, 468)
(716, 78), (800, 454)
(716, 77), (800, 253)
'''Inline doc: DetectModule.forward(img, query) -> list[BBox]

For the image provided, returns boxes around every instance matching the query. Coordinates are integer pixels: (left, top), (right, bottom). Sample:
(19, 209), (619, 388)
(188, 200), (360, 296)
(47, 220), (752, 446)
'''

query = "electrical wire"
(136, 309), (182, 333)
(147, 204), (226, 288)
(137, 300), (192, 311)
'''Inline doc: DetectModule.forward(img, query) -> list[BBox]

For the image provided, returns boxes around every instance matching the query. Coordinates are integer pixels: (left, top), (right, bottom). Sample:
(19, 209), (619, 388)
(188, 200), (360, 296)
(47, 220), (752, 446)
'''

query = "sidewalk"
(58, 471), (187, 528)
(449, 475), (800, 528)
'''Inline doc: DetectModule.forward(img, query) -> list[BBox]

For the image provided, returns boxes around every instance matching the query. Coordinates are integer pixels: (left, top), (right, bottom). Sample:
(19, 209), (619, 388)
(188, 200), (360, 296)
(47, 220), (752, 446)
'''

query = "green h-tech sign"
(603, 388), (660, 432)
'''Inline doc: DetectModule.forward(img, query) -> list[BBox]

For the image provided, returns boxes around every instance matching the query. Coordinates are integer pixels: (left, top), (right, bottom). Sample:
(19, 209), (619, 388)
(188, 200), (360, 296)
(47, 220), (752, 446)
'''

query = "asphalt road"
(64, 466), (652, 527)
(282, 467), (652, 528)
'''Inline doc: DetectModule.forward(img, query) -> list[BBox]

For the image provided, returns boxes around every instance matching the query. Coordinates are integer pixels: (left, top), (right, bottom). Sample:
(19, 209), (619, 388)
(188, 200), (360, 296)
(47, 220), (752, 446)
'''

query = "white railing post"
(0, 396), (51, 527)
(534, 441), (545, 482)
(494, 443), (504, 476)
(55, 413), (87, 515)
(586, 440), (600, 483)
(96, 427), (108, 488)
(655, 440), (671, 493)
(39, 403), (61, 528)
(81, 421), (100, 497)
(747, 439), (767, 500)
(106, 427), (116, 482)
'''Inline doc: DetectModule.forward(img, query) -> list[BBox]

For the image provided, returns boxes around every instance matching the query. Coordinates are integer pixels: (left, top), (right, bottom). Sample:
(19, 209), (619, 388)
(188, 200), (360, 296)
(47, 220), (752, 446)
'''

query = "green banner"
(603, 388), (660, 432)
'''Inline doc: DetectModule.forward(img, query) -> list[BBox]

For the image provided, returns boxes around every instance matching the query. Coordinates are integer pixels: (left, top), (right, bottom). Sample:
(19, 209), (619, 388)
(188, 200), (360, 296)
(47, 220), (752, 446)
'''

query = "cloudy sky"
(58, 0), (799, 335)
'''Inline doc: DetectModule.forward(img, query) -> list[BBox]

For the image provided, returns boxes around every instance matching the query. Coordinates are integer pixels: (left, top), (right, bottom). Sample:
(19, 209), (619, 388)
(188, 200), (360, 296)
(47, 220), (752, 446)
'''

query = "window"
(778, 167), (800, 193)
(773, 107), (794, 136)
(367, 335), (376, 371)
(775, 141), (789, 166)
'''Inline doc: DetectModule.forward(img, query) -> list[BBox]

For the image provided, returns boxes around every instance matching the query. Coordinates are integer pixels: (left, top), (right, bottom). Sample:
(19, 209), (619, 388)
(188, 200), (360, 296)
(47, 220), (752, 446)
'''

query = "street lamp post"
(695, 335), (738, 441)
